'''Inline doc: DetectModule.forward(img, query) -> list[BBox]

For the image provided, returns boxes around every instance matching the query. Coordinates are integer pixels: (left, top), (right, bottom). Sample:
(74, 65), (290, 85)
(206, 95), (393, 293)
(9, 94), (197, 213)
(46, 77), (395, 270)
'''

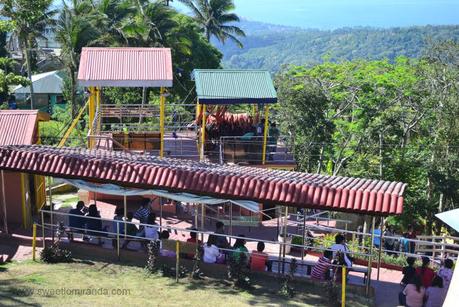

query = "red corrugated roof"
(0, 111), (50, 145)
(0, 145), (407, 215)
(78, 47), (173, 87)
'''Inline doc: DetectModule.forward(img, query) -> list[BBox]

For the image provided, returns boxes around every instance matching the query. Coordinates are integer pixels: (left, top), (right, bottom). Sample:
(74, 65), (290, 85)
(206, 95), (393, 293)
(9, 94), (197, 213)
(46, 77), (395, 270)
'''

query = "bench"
(271, 258), (368, 284)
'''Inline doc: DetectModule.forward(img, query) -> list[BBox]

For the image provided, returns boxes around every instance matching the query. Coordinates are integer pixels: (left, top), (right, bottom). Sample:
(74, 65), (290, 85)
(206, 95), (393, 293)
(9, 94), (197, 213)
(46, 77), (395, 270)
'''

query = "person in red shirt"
(416, 256), (436, 288)
(250, 242), (272, 272)
(185, 228), (201, 259)
(311, 250), (333, 281)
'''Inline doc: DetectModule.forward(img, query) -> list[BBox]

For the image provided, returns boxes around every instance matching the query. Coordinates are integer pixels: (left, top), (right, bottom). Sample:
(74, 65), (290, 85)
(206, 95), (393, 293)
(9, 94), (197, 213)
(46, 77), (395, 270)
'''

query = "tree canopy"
(275, 43), (459, 232)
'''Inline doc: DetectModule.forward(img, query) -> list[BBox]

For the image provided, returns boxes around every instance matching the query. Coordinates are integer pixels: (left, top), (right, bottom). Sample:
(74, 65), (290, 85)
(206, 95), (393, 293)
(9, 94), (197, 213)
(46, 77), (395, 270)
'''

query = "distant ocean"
(173, 0), (459, 29)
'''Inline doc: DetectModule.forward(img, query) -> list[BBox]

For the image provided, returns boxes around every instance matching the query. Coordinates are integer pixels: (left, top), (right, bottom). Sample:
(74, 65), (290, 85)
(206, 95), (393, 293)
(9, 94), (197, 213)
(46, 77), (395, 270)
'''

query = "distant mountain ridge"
(215, 20), (459, 71)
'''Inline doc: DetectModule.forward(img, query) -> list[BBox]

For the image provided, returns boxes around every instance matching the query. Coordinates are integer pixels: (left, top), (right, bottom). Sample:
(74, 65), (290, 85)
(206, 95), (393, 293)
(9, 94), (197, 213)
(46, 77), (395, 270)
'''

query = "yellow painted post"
(200, 104), (207, 161)
(341, 266), (346, 307)
(176, 240), (180, 282)
(160, 87), (166, 158)
(88, 87), (96, 148)
(262, 105), (270, 165)
(32, 223), (37, 261)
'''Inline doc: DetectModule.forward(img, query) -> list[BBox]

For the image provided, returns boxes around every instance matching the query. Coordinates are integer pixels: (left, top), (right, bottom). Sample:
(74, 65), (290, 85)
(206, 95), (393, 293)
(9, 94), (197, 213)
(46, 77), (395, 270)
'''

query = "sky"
(173, 0), (459, 29)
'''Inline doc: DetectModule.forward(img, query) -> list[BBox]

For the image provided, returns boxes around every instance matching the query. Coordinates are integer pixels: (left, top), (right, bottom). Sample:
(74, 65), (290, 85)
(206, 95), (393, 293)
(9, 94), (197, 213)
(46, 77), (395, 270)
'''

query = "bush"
(145, 241), (160, 274)
(40, 245), (72, 263)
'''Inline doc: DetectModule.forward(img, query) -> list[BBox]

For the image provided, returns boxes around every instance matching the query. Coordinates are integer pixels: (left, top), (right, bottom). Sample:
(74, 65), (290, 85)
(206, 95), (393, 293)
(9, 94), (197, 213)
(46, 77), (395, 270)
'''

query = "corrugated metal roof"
(0, 111), (50, 145)
(14, 70), (63, 94)
(193, 69), (277, 105)
(0, 145), (407, 215)
(78, 48), (173, 87)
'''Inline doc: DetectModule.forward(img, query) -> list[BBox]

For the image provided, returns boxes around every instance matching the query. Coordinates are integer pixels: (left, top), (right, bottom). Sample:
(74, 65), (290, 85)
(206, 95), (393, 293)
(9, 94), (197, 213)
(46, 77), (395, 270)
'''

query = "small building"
(0, 110), (50, 230)
(13, 70), (66, 113)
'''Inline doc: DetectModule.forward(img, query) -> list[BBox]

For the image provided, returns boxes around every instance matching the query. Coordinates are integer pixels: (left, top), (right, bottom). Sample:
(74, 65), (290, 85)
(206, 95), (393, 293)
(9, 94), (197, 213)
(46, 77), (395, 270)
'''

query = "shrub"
(145, 240), (160, 274)
(40, 245), (72, 263)
(278, 258), (297, 298)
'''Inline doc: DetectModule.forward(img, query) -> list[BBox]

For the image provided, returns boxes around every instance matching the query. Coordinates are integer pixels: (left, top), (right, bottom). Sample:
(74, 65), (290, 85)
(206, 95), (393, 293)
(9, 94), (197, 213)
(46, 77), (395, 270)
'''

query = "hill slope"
(216, 21), (459, 71)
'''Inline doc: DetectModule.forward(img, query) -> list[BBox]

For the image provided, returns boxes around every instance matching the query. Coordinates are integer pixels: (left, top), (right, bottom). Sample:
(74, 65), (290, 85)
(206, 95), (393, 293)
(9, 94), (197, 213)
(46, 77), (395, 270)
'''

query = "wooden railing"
(416, 235), (459, 259)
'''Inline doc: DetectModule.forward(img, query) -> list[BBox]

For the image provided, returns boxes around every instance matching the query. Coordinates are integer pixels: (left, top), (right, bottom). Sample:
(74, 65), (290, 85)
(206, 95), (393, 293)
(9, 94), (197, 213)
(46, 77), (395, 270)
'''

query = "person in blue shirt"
(373, 227), (382, 248)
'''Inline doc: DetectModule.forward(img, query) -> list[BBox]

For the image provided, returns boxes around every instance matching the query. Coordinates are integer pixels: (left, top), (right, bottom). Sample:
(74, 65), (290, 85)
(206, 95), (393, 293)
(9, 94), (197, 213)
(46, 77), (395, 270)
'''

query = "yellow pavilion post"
(200, 104), (207, 161)
(88, 86), (96, 149)
(262, 105), (270, 165)
(160, 87), (166, 158)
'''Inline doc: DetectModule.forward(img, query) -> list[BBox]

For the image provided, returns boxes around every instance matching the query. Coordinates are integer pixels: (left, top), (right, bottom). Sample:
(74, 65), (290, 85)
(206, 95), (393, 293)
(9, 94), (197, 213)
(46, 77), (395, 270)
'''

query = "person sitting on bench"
(159, 230), (176, 257)
(68, 201), (87, 241)
(85, 204), (107, 244)
(121, 212), (139, 249)
(250, 241), (272, 272)
(203, 234), (223, 264)
(311, 250), (333, 281)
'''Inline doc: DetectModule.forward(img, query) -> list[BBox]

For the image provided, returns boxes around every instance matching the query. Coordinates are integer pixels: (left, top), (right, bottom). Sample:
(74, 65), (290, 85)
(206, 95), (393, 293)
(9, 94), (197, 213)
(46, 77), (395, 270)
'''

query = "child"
(401, 275), (425, 307)
(311, 250), (333, 281)
(159, 230), (176, 257)
(425, 276), (446, 307)
(416, 256), (436, 288)
(401, 257), (417, 286)
(438, 258), (454, 291)
(250, 242), (272, 272)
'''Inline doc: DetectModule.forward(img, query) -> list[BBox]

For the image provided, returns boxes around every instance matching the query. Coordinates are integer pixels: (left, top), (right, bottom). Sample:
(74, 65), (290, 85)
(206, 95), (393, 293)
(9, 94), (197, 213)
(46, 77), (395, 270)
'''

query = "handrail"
(40, 209), (372, 259)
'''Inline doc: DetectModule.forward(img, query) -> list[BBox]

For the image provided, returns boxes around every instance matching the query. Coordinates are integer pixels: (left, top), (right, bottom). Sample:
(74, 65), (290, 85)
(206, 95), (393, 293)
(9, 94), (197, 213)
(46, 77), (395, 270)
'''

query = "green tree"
(276, 53), (459, 234)
(1, 0), (56, 109)
(0, 57), (30, 105)
(178, 0), (245, 47)
(55, 0), (100, 117)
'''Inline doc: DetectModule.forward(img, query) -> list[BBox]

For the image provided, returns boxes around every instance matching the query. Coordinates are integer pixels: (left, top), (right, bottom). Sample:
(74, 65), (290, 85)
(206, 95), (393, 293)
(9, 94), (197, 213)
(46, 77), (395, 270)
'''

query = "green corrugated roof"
(193, 69), (277, 105)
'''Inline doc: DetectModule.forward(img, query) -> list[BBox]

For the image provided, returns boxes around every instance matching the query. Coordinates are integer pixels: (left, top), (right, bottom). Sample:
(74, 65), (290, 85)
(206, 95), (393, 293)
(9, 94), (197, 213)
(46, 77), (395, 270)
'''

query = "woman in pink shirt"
(402, 275), (425, 307)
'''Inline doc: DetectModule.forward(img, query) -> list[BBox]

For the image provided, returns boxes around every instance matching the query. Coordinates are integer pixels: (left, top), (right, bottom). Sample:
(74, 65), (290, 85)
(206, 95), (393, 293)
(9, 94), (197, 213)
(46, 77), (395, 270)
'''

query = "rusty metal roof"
(193, 69), (277, 105)
(78, 48), (173, 87)
(0, 145), (407, 215)
(0, 111), (50, 146)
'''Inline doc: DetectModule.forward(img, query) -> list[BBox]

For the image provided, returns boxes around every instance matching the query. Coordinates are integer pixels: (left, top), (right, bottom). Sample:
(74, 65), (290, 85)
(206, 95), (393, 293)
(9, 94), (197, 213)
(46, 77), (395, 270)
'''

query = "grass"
(0, 260), (372, 307)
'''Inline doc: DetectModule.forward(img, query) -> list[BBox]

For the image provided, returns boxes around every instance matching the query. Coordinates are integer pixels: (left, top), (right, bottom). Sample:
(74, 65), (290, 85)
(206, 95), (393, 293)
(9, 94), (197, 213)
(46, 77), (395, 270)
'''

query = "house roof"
(77, 47), (173, 87)
(0, 111), (50, 145)
(0, 145), (407, 216)
(193, 69), (277, 105)
(13, 70), (64, 94)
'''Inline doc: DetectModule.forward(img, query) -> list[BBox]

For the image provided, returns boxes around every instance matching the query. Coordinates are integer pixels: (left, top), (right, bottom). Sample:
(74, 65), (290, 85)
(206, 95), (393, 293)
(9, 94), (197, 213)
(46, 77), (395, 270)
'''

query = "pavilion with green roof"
(192, 69), (278, 163)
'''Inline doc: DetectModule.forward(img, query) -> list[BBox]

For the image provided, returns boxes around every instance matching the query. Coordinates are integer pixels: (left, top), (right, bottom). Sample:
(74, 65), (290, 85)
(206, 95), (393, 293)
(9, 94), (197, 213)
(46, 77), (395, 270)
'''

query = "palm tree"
(55, 0), (100, 117)
(178, 0), (245, 47)
(1, 0), (56, 109)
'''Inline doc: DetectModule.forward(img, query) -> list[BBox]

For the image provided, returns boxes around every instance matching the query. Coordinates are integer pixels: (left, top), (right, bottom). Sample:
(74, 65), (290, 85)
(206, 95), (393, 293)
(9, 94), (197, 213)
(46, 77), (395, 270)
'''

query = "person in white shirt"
(143, 213), (159, 241)
(330, 233), (353, 268)
(203, 234), (222, 264)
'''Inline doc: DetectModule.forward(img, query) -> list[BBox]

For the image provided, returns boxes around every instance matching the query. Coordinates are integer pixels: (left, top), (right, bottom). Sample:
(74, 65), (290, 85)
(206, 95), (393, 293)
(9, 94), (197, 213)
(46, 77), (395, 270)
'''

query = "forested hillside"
(217, 21), (459, 71)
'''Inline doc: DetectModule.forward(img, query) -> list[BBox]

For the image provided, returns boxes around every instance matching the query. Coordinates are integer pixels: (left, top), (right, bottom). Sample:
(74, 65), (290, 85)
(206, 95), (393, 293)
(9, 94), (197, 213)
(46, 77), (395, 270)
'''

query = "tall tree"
(178, 0), (245, 47)
(1, 0), (56, 109)
(55, 0), (100, 117)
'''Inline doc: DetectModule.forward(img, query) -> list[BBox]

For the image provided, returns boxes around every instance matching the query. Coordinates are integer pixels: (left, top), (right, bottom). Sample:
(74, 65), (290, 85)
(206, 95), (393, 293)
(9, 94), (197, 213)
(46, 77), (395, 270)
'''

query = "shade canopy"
(0, 145), (407, 216)
(62, 179), (260, 213)
(193, 69), (277, 105)
(78, 47), (173, 87)
(436, 209), (459, 232)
